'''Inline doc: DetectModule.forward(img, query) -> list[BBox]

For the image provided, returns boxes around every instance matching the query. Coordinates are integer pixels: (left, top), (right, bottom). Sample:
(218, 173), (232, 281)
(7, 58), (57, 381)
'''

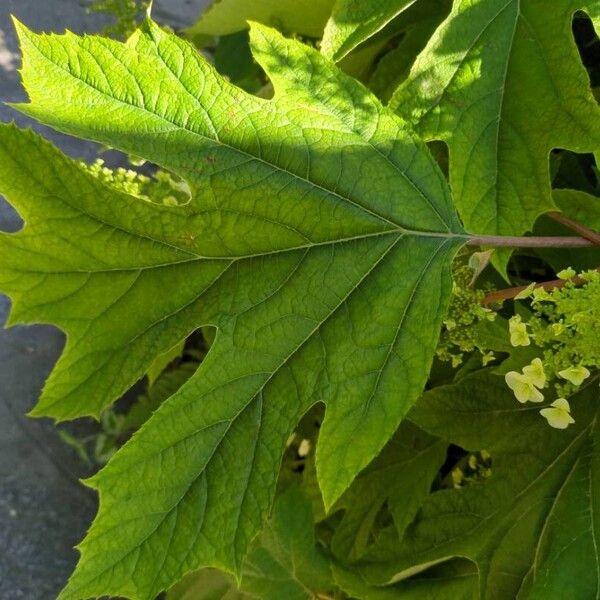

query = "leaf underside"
(0, 18), (464, 600)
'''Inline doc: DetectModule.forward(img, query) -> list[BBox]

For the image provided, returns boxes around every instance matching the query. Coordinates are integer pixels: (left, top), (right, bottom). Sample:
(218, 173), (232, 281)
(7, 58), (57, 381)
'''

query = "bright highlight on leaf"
(0, 16), (466, 599)
(540, 397), (575, 429)
(187, 0), (335, 38)
(321, 0), (417, 61)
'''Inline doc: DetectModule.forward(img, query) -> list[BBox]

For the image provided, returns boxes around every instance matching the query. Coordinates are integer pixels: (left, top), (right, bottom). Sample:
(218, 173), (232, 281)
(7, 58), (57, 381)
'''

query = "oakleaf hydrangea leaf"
(359, 371), (600, 598)
(368, 0), (453, 103)
(391, 0), (600, 254)
(322, 0), (418, 62)
(0, 17), (465, 599)
(240, 486), (334, 599)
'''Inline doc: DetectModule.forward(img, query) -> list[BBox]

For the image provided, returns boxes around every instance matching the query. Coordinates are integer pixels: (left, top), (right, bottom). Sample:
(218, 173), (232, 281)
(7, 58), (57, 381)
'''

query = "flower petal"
(540, 407), (575, 429)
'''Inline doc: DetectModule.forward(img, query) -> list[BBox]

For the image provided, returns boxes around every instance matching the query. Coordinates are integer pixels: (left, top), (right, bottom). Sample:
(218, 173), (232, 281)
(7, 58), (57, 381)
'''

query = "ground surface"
(0, 1), (208, 597)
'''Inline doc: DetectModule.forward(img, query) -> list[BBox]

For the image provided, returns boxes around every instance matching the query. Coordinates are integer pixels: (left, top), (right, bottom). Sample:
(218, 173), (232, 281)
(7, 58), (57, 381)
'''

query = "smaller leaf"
(330, 422), (446, 562)
(242, 486), (334, 599)
(334, 559), (477, 600)
(146, 340), (186, 386)
(169, 487), (333, 600)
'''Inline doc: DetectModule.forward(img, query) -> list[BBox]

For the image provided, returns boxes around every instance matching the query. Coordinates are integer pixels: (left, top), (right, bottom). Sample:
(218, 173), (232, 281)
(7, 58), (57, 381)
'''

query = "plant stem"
(467, 235), (594, 248)
(547, 211), (600, 245)
(481, 267), (600, 305)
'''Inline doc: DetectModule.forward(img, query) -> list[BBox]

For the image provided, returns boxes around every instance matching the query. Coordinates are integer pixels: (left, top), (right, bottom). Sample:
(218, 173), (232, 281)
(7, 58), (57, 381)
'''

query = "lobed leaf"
(391, 0), (600, 270)
(0, 18), (465, 599)
(330, 422), (446, 562)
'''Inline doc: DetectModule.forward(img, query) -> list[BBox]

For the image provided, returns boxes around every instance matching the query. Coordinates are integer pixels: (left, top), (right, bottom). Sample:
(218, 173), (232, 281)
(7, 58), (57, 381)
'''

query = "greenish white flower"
(540, 398), (575, 429)
(481, 351), (495, 366)
(557, 267), (576, 280)
(558, 365), (591, 386)
(509, 316), (530, 347)
(505, 371), (544, 403)
(522, 358), (546, 388)
(297, 439), (311, 457)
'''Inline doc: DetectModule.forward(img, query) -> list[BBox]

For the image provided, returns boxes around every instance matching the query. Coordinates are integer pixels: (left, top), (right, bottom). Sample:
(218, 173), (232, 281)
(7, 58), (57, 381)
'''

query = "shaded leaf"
(167, 568), (250, 600)
(334, 559), (477, 599)
(331, 422), (446, 562)
(167, 487), (332, 600)
(534, 189), (600, 273)
(322, 0), (418, 62)
(358, 371), (600, 599)
(242, 486), (334, 599)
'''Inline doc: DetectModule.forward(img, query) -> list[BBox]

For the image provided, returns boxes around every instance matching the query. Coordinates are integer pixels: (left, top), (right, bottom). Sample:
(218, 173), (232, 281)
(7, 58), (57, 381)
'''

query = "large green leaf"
(0, 18), (465, 599)
(188, 0), (335, 38)
(322, 0), (418, 62)
(391, 0), (600, 256)
(357, 371), (600, 599)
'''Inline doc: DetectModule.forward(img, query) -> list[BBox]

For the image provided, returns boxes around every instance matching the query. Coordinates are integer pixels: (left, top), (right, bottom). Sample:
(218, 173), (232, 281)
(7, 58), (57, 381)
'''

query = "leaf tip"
(10, 15), (39, 53)
(10, 14), (28, 37)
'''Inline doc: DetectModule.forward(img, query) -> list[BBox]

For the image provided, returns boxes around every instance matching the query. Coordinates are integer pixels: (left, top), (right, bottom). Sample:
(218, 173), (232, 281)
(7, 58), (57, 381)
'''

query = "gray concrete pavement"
(0, 1), (208, 597)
